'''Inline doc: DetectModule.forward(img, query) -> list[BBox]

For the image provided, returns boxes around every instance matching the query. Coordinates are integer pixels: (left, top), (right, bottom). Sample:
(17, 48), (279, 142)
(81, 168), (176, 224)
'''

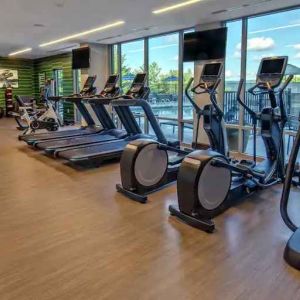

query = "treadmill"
(34, 75), (128, 153)
(54, 73), (166, 165)
(20, 76), (100, 145)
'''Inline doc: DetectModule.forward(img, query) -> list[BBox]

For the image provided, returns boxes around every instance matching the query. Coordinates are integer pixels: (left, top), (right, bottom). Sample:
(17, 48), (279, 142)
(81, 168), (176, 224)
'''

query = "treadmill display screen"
(84, 76), (96, 88)
(260, 58), (285, 75)
(107, 75), (119, 84)
(203, 63), (222, 77)
(133, 73), (146, 84)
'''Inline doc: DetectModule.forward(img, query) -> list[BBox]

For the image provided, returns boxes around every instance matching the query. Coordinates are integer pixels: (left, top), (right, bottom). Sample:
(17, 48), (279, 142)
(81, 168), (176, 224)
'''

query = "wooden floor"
(1, 118), (300, 300)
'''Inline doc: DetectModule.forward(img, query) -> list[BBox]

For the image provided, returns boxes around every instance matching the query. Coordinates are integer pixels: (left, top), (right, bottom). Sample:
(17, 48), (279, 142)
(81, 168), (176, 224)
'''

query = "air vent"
(33, 23), (45, 27)
(212, 9), (227, 15)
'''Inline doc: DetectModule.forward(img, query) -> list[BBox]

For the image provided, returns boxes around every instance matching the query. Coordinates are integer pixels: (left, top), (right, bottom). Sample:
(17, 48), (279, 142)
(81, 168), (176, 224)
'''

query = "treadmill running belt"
(21, 127), (101, 144)
(57, 140), (129, 162)
(35, 134), (118, 152)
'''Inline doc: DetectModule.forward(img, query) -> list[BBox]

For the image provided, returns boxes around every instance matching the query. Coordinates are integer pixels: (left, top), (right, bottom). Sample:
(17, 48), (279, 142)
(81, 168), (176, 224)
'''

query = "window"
(121, 40), (145, 131)
(245, 9), (300, 157)
(148, 33), (179, 119)
(224, 20), (242, 125)
(247, 9), (300, 129)
(121, 40), (144, 91)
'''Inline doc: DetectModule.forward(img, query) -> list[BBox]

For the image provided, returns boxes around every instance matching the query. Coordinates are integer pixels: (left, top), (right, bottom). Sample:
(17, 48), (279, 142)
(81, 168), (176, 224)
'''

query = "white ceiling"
(0, 0), (299, 59)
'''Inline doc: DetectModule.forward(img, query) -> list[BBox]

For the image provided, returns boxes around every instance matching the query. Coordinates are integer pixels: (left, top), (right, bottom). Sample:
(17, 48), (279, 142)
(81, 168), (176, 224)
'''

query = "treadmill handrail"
(111, 98), (168, 144)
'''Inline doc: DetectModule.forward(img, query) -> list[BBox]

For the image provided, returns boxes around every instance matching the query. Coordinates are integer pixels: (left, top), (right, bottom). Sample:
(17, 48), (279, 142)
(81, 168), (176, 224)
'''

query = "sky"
(121, 32), (182, 74)
(226, 8), (300, 81)
(120, 7), (300, 81)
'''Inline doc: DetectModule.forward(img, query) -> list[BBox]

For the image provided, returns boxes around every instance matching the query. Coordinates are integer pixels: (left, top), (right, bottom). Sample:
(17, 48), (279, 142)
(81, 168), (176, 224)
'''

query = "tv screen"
(183, 28), (227, 62)
(72, 47), (90, 69)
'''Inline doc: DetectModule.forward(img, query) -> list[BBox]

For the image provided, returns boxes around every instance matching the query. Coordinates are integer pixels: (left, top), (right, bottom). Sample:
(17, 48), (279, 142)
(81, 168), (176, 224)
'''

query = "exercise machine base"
(284, 228), (300, 270)
(168, 205), (215, 233)
(116, 184), (148, 204)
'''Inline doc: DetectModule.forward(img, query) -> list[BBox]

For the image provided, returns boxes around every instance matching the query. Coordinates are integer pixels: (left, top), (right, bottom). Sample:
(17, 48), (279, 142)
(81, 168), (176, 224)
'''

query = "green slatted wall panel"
(34, 53), (74, 121)
(0, 57), (34, 111)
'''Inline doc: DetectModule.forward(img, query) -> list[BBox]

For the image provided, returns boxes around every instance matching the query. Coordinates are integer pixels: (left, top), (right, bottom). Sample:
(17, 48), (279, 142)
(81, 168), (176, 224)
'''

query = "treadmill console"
(200, 63), (223, 89)
(257, 56), (288, 89)
(127, 73), (147, 96)
(103, 74), (119, 93)
(81, 75), (97, 95)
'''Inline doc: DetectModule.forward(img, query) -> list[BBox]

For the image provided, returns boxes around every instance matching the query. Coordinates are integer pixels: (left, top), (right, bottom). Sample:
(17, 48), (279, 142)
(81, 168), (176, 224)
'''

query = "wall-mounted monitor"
(183, 28), (228, 62)
(72, 47), (90, 69)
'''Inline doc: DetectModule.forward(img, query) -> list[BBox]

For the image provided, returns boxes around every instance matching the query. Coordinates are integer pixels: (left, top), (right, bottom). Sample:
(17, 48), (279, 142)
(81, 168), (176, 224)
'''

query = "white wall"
(80, 43), (110, 126)
(193, 22), (225, 146)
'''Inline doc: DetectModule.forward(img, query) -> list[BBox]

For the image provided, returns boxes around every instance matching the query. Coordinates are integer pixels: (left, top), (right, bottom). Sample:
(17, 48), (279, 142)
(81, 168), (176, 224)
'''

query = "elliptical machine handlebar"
(237, 78), (257, 122)
(206, 78), (223, 118)
(185, 78), (202, 115)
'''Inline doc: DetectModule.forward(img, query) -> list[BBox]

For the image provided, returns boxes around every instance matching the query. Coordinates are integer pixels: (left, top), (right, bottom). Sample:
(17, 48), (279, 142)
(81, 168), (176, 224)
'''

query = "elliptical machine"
(169, 56), (293, 233)
(116, 62), (228, 203)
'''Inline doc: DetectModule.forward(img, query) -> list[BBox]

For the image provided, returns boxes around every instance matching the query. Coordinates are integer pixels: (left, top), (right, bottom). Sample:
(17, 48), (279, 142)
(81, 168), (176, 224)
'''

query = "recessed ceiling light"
(39, 21), (125, 47)
(8, 48), (32, 57)
(153, 0), (202, 14)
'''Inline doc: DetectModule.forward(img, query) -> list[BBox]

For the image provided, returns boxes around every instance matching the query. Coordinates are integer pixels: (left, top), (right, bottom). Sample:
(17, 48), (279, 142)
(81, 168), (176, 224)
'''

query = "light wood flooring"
(1, 118), (300, 300)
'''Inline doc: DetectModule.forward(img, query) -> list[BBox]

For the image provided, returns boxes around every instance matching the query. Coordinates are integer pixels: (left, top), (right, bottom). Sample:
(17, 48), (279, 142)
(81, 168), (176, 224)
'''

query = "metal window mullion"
(117, 44), (122, 129)
(178, 31), (184, 142)
(144, 38), (149, 134)
(239, 18), (248, 153)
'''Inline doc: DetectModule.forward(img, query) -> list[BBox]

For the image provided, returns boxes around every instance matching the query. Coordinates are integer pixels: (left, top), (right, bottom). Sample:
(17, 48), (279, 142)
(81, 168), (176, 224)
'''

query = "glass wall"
(120, 40), (145, 131)
(244, 8), (300, 157)
(111, 6), (300, 155)
(224, 20), (242, 126)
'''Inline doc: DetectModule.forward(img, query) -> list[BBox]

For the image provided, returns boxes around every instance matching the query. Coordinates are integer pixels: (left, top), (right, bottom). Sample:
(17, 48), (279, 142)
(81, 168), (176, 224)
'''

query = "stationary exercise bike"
(15, 81), (63, 135)
(116, 62), (228, 203)
(169, 56), (293, 233)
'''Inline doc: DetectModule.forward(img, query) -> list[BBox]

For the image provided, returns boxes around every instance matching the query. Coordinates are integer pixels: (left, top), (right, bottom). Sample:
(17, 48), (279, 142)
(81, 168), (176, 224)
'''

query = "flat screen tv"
(72, 47), (90, 69)
(183, 28), (227, 62)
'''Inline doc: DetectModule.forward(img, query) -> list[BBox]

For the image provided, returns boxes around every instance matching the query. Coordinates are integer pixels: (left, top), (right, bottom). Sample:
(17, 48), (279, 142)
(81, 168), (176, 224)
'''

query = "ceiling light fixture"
(153, 0), (202, 14)
(8, 48), (32, 56)
(39, 21), (125, 47)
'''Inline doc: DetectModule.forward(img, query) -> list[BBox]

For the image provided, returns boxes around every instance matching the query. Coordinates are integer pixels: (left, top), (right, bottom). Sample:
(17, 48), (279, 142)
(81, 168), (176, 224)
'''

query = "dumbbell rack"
(5, 87), (14, 117)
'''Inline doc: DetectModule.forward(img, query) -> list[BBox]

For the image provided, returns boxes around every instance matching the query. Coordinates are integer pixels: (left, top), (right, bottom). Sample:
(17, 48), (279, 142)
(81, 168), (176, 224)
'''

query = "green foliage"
(120, 53), (194, 95)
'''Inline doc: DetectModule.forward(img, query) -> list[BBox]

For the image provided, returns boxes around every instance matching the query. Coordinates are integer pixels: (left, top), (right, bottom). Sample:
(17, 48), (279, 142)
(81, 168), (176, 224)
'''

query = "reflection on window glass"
(148, 33), (179, 119)
(224, 20), (242, 125)
(247, 9), (300, 128)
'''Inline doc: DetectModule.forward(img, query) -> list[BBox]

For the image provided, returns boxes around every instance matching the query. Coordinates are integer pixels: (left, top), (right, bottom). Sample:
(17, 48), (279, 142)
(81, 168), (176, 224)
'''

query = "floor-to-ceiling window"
(224, 20), (243, 152)
(148, 33), (179, 140)
(245, 8), (300, 157)
(111, 6), (300, 156)
(120, 40), (145, 131)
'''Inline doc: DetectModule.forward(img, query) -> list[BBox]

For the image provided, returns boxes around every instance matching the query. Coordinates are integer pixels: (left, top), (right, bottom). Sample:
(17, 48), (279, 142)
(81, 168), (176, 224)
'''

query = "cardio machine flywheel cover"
(134, 143), (168, 187)
(197, 157), (231, 211)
